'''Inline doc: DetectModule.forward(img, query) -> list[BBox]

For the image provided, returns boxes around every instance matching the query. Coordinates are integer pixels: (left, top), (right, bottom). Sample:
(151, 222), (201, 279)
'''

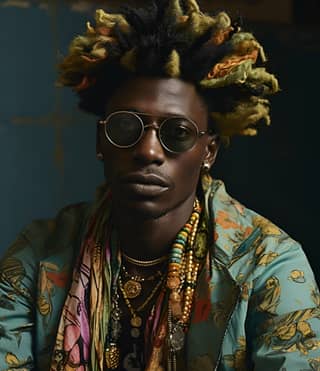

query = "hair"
(58, 0), (279, 143)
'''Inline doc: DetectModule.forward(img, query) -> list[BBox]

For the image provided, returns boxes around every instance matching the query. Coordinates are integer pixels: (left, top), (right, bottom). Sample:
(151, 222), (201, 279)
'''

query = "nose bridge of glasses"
(143, 121), (160, 131)
(140, 121), (163, 149)
(136, 112), (164, 131)
(133, 119), (167, 161)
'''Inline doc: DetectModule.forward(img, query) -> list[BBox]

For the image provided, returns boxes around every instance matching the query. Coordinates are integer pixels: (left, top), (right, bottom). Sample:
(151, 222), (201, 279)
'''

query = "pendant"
(130, 327), (140, 338)
(170, 325), (185, 352)
(167, 276), (180, 290)
(124, 279), (142, 299)
(105, 343), (120, 369)
(130, 315), (142, 328)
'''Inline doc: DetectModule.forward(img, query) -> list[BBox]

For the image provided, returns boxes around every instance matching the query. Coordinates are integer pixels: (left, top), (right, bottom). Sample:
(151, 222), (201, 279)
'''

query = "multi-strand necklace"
(105, 198), (203, 370)
(118, 271), (166, 332)
(120, 255), (167, 300)
(105, 257), (167, 369)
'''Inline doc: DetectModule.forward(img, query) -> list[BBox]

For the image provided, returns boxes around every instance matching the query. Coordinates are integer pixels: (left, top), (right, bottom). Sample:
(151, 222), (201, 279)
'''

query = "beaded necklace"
(166, 198), (202, 370)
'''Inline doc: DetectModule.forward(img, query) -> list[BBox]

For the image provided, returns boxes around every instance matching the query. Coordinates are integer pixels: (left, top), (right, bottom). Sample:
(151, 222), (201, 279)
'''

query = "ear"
(204, 134), (220, 168)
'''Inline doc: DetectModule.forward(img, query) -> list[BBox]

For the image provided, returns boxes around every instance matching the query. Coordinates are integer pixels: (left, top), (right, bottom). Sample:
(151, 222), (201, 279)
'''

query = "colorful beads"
(167, 198), (203, 330)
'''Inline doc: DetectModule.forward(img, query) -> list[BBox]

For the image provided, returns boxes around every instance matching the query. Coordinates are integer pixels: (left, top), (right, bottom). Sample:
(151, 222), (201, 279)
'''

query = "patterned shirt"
(0, 180), (319, 370)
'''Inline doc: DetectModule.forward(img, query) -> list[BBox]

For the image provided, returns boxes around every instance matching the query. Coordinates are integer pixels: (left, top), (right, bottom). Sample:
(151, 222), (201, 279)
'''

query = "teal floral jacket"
(0, 180), (319, 371)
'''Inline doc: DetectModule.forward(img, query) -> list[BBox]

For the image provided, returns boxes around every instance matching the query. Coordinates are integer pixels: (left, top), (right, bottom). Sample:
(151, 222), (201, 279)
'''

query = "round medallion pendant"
(130, 327), (140, 338)
(130, 315), (142, 328)
(123, 280), (142, 299)
(167, 276), (180, 290)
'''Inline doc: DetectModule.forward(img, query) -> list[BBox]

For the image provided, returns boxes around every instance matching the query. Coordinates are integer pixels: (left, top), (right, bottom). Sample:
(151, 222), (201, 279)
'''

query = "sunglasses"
(98, 110), (210, 153)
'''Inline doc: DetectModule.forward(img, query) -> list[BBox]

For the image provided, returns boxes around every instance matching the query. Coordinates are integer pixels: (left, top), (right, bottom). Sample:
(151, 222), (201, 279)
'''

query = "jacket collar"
(205, 178), (262, 274)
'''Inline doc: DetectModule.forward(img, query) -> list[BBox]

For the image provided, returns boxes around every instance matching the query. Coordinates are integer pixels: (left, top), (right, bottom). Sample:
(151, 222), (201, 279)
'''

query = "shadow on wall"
(1, 0), (319, 284)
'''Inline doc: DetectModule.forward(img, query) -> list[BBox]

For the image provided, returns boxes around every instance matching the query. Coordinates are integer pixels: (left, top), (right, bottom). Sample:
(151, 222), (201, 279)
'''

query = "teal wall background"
(1, 1), (319, 280)
(0, 1), (103, 250)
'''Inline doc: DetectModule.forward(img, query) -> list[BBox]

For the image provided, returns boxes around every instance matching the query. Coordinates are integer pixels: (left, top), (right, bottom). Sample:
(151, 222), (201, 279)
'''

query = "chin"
(117, 198), (171, 220)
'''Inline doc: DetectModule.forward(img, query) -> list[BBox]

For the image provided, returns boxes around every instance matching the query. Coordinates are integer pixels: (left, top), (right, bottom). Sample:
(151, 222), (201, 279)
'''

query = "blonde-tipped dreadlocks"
(58, 0), (279, 142)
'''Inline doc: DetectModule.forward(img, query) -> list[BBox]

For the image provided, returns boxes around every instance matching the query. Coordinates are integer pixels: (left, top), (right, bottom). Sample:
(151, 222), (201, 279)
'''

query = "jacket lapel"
(185, 179), (262, 370)
(185, 254), (241, 370)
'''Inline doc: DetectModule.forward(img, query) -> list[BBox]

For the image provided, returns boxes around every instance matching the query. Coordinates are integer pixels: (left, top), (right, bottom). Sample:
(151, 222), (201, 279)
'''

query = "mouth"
(119, 172), (171, 197)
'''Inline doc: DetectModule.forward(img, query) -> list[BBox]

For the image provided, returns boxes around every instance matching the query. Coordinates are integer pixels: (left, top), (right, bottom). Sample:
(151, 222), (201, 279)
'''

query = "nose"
(132, 124), (165, 166)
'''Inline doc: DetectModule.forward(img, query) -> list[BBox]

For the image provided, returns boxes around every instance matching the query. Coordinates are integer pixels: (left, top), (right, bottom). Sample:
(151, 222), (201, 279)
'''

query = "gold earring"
(202, 161), (210, 171)
(96, 152), (104, 161)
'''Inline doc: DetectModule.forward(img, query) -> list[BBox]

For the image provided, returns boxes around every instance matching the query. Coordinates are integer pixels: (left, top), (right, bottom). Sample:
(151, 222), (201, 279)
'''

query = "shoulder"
(201, 182), (320, 371)
(0, 202), (91, 275)
(207, 179), (306, 275)
(208, 179), (318, 304)
(0, 202), (91, 368)
(26, 201), (90, 258)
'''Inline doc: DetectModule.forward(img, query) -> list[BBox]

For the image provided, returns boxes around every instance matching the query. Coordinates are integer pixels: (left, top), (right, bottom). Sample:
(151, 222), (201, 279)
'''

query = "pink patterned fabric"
(50, 190), (112, 371)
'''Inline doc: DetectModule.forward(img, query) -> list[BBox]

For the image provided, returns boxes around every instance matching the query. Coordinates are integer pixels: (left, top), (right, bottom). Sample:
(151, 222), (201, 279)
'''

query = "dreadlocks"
(58, 0), (279, 143)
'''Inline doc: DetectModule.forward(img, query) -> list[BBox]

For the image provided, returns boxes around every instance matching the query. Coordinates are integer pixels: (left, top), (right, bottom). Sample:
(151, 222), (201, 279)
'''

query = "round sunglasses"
(98, 110), (210, 153)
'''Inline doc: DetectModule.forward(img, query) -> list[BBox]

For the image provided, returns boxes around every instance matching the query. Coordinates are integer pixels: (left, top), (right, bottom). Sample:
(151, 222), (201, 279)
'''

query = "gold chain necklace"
(121, 264), (164, 299)
(122, 252), (168, 267)
(118, 274), (165, 337)
(121, 264), (164, 282)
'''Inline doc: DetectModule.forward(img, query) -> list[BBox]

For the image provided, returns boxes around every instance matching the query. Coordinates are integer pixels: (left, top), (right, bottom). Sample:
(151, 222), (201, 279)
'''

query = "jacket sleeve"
(247, 236), (320, 371)
(0, 233), (37, 371)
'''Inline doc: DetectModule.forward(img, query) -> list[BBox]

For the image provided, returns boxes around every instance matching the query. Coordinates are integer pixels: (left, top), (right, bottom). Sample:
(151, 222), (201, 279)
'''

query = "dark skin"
(97, 77), (218, 262)
(97, 77), (219, 366)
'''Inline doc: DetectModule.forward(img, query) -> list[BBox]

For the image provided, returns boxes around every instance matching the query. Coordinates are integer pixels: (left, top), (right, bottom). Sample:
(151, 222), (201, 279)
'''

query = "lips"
(121, 173), (170, 187)
(120, 172), (171, 197)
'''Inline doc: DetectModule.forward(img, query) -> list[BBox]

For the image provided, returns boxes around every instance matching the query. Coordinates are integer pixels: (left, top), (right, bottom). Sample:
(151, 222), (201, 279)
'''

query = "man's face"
(97, 77), (217, 219)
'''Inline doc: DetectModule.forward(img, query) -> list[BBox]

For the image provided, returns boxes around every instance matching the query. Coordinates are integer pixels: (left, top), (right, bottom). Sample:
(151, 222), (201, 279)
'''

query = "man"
(0, 1), (319, 370)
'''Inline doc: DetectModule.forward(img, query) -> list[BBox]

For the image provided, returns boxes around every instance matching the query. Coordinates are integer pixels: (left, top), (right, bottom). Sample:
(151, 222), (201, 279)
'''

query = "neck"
(112, 194), (196, 260)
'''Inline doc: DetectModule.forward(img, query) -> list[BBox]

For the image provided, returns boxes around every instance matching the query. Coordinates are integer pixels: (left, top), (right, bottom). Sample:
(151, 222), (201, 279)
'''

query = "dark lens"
(105, 112), (143, 147)
(160, 118), (197, 152)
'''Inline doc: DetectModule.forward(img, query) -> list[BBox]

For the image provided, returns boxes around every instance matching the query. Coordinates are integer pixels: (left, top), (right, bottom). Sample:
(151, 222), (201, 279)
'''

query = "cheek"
(172, 149), (205, 186)
(101, 146), (125, 181)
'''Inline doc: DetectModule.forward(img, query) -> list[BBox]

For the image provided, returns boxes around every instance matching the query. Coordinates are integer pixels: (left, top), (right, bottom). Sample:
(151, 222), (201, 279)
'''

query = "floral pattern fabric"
(0, 179), (320, 371)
